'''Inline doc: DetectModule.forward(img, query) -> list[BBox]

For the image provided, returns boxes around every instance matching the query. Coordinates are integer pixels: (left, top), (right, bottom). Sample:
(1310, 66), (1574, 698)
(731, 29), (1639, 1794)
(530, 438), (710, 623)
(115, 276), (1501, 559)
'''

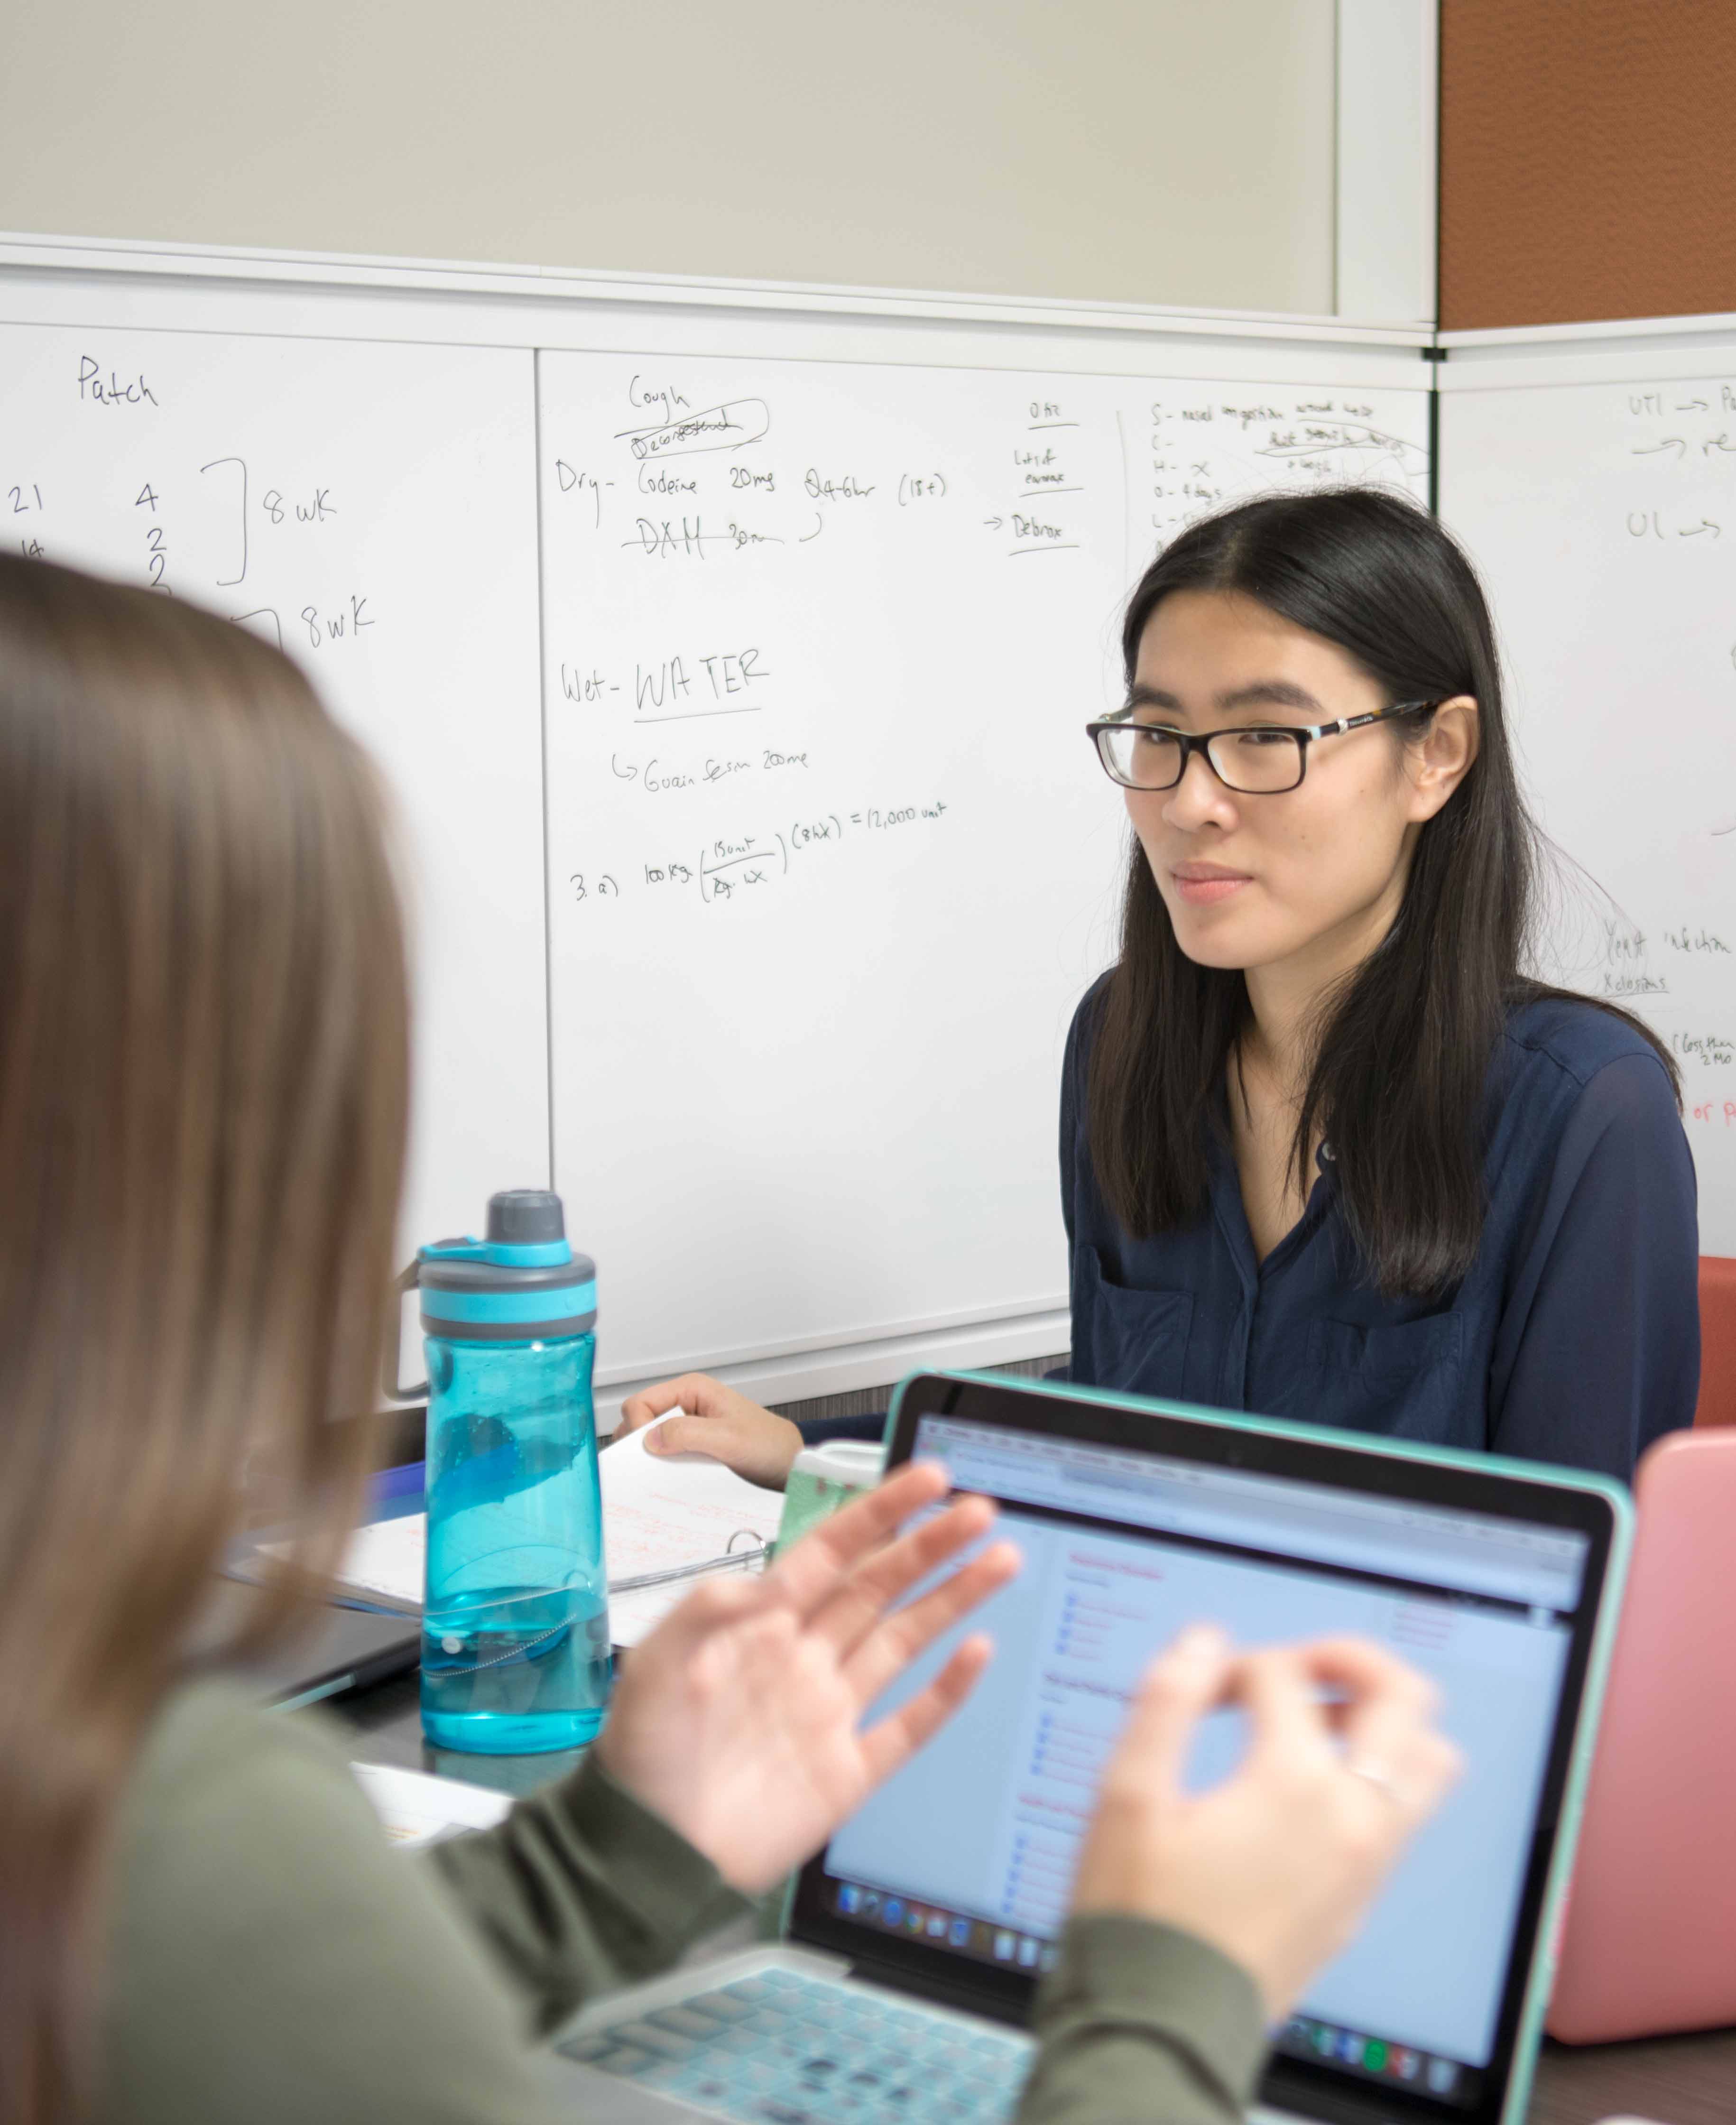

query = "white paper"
(318, 1415), (784, 1644)
(598, 1414), (783, 1575)
(329, 1515), (427, 1609)
(351, 1760), (513, 1849)
(598, 1414), (784, 1645)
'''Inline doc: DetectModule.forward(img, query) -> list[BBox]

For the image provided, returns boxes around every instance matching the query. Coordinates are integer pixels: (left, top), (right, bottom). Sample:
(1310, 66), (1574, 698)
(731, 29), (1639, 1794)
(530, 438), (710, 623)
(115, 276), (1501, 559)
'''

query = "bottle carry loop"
(383, 1260), (429, 1403)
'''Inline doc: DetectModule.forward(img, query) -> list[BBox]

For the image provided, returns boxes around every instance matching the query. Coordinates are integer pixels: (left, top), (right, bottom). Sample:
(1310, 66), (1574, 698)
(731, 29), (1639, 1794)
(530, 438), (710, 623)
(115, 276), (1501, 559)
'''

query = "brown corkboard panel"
(1440, 0), (1736, 330)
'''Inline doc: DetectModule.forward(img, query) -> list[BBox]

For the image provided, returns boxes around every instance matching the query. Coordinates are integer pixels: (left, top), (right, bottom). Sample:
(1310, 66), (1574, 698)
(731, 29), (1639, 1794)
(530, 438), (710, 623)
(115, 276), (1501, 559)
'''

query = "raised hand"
(1071, 1626), (1462, 2019)
(593, 1460), (1021, 1892)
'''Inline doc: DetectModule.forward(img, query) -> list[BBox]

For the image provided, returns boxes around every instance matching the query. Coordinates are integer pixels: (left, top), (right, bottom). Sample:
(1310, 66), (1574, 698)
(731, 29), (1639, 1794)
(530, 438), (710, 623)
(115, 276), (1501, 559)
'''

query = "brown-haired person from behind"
(0, 553), (1457, 2125)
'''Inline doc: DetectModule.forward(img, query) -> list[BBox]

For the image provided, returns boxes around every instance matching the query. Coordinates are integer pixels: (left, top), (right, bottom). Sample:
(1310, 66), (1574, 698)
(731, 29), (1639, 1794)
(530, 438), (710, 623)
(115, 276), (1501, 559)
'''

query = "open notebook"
(286, 1416), (785, 1647)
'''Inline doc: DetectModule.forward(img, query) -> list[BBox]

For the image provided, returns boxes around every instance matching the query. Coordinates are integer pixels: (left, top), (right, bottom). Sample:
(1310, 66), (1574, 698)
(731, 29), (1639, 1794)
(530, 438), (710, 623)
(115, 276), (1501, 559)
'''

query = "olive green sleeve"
(1018, 1914), (1270, 2125)
(100, 1681), (753, 2125)
(109, 1684), (1271, 2125)
(427, 1739), (755, 2031)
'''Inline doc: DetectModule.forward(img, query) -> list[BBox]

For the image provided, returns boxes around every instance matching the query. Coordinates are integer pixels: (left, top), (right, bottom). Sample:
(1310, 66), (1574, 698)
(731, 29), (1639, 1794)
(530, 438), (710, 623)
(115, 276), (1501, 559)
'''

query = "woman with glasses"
(625, 489), (1696, 1484)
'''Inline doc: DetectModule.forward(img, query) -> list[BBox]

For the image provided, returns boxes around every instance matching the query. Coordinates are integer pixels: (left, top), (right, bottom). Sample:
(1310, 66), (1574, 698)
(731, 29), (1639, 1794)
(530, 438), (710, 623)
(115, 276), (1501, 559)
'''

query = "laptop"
(1548, 1424), (1736, 2042)
(550, 1370), (1631, 2125)
(196, 1570), (421, 1710)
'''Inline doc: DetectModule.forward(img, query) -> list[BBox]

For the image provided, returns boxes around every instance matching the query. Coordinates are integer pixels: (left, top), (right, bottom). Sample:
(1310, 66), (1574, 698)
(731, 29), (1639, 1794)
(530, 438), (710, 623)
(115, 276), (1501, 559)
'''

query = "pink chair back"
(1549, 1427), (1736, 2041)
(1695, 1255), (1736, 1426)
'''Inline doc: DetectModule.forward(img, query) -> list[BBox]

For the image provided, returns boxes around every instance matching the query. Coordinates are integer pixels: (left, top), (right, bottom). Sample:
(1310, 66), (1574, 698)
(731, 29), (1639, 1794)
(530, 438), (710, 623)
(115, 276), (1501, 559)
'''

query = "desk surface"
(333, 1674), (1736, 2125)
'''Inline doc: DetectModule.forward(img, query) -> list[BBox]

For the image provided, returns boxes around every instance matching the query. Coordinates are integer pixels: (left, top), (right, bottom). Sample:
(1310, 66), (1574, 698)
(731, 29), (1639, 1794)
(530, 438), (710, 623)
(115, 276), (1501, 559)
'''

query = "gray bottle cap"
(487, 1190), (566, 1245)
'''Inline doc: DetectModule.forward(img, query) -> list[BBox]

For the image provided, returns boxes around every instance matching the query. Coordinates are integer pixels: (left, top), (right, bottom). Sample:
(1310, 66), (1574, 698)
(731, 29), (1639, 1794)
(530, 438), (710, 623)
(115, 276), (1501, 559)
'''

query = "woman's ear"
(1406, 696), (1479, 821)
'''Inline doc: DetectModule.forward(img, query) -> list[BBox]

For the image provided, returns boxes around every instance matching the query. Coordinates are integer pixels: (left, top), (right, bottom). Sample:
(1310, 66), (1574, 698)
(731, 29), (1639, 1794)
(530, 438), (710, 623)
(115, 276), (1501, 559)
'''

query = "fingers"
(1375, 1727), (1464, 1829)
(1300, 1638), (1460, 1827)
(1106, 1625), (1237, 1794)
(807, 1488), (1001, 1654)
(1298, 1635), (1439, 1720)
(644, 1413), (731, 1459)
(842, 1536), (1023, 1703)
(1297, 1638), (1442, 1756)
(762, 1461), (954, 1618)
(618, 1375), (712, 1433)
(1244, 1637), (1460, 1833)
(859, 1633), (996, 1787)
(614, 1566), (769, 1672)
(1232, 1645), (1344, 1776)
(626, 1465), (957, 1678)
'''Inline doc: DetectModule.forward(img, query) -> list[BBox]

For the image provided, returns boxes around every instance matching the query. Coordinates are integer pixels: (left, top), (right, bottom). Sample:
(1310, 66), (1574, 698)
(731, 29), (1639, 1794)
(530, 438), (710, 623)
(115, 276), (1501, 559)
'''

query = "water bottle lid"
(416, 1189), (595, 1341)
(487, 1189), (565, 1247)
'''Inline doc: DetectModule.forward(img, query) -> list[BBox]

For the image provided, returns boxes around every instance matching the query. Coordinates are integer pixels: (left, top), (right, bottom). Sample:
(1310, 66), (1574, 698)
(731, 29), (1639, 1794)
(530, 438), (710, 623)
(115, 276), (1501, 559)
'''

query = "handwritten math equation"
(567, 801), (951, 909)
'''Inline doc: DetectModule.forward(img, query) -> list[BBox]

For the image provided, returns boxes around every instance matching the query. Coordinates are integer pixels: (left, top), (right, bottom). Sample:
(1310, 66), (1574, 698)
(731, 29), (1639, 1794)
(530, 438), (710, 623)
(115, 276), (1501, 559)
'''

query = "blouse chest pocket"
(1073, 1247), (1194, 1399)
(1306, 1312), (1468, 1446)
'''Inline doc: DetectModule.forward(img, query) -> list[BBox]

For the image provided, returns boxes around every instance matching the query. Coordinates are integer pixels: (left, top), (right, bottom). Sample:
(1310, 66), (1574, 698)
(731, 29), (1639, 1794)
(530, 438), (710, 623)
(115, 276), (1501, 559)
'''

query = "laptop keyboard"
(559, 1968), (1034, 2121)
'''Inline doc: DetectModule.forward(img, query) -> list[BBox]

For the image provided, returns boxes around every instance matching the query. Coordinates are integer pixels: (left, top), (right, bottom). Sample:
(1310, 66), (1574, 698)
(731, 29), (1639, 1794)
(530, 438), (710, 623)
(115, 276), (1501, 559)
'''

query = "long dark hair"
(1087, 487), (1677, 1296)
(0, 556), (410, 2123)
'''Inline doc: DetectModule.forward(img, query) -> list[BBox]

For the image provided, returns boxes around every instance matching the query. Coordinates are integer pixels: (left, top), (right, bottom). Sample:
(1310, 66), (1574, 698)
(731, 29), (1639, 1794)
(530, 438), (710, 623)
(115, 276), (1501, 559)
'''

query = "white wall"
(1336, 0), (1438, 323)
(0, 0), (1337, 314)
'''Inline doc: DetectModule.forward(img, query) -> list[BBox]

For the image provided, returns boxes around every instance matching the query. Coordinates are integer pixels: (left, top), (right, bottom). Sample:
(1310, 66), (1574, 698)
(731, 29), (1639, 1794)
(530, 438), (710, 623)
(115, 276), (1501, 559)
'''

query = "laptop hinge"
(841, 1949), (1028, 2027)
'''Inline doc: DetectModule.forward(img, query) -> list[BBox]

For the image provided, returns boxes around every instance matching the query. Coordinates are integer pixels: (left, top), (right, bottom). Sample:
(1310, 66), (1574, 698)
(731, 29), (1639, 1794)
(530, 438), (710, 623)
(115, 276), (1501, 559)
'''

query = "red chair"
(1696, 1256), (1736, 1426)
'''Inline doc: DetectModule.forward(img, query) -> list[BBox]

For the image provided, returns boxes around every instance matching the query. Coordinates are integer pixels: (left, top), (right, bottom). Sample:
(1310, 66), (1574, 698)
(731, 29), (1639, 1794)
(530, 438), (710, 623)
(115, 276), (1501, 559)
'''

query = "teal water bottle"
(393, 1190), (610, 1754)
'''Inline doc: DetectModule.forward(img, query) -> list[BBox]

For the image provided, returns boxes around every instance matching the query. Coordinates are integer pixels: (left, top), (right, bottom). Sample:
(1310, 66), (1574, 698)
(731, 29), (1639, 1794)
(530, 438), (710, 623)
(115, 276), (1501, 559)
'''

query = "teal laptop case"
(883, 1367), (1635, 2125)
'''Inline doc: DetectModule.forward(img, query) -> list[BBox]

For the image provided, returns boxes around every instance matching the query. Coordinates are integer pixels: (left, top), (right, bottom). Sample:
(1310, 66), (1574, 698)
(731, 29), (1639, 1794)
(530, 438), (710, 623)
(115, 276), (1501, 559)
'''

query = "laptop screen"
(793, 1382), (1615, 2125)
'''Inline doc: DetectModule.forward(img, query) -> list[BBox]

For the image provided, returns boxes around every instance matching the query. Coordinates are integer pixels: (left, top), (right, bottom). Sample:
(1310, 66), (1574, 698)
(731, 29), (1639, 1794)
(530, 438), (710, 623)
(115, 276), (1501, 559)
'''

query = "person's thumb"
(645, 1413), (715, 1457)
(1110, 1624), (1234, 1793)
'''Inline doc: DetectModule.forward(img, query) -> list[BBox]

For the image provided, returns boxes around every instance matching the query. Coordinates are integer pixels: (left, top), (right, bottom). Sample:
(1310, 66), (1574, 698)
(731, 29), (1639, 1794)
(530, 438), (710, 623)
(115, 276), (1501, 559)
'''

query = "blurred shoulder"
(102, 1680), (536, 2125)
(129, 1673), (358, 1807)
(116, 1673), (391, 1931)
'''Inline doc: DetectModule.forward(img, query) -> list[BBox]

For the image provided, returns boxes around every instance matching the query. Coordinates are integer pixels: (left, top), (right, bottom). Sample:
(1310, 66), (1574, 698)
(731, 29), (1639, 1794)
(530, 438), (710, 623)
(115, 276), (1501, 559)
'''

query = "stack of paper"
(312, 1414), (785, 1648)
(326, 1514), (426, 1614)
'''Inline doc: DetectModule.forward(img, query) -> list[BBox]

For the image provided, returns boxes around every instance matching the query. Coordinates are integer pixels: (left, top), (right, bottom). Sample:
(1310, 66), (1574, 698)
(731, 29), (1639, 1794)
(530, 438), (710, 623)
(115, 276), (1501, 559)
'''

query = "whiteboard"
(0, 321), (548, 1265)
(0, 236), (1431, 1411)
(1440, 330), (1736, 1251)
(539, 348), (1430, 1384)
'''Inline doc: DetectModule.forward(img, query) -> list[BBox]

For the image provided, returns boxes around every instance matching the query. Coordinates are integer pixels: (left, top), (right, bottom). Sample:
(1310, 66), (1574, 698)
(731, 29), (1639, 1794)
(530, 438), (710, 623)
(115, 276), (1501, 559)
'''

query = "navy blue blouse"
(1061, 983), (1699, 1483)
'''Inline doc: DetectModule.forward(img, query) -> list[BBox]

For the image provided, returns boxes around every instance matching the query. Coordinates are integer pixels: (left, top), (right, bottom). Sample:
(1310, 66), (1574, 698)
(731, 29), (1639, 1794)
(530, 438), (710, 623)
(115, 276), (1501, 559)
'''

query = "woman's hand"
(1071, 1625), (1462, 2021)
(593, 1460), (1021, 1894)
(616, 1372), (804, 1490)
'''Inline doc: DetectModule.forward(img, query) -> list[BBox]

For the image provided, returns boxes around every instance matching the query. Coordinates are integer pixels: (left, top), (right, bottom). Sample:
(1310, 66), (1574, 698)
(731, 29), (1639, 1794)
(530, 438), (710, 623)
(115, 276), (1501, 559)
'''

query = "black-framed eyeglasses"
(1087, 700), (1440, 795)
